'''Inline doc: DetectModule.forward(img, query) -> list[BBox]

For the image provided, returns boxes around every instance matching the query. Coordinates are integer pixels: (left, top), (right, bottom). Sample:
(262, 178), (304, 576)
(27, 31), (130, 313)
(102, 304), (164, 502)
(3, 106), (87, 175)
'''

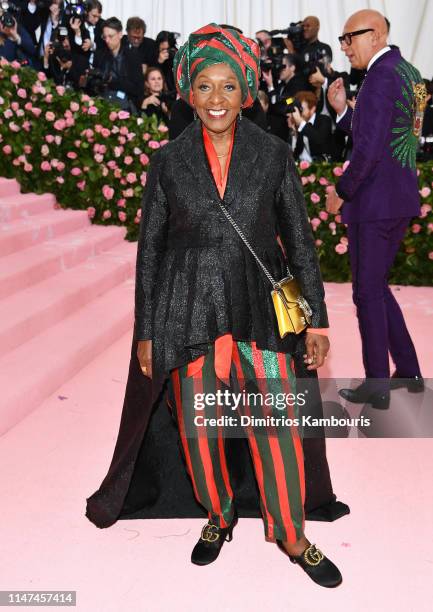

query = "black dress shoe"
(191, 512), (238, 566)
(305, 500), (350, 522)
(276, 541), (342, 588)
(339, 382), (390, 409)
(390, 371), (424, 393)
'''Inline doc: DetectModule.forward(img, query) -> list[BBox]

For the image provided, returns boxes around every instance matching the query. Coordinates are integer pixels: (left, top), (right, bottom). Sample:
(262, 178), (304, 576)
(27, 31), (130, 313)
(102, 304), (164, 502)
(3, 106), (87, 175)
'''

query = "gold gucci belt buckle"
(200, 523), (220, 543)
(303, 544), (324, 566)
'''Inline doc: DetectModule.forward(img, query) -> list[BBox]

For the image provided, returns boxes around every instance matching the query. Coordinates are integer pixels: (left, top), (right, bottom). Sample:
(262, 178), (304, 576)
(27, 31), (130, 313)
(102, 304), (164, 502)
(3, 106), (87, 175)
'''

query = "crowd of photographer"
(1, 4), (432, 160)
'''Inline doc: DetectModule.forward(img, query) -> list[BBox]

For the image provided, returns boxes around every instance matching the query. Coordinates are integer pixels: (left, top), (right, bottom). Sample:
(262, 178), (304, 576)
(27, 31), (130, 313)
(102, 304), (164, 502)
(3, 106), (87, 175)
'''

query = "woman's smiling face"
(192, 63), (243, 134)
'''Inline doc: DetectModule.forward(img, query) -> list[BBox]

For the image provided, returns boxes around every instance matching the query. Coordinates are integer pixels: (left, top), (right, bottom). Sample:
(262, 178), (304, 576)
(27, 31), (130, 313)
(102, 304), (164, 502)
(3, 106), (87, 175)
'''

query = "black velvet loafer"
(339, 382), (390, 409)
(191, 512), (238, 566)
(390, 371), (424, 393)
(276, 541), (342, 588)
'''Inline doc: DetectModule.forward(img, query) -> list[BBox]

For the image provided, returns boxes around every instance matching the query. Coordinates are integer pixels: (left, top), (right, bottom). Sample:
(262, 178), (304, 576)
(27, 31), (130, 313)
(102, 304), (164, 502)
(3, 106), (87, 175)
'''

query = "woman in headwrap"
(132, 23), (342, 588)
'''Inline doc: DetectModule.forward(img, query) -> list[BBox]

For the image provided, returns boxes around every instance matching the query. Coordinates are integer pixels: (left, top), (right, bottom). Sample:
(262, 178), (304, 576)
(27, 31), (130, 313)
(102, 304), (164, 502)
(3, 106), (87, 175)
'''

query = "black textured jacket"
(135, 116), (328, 375)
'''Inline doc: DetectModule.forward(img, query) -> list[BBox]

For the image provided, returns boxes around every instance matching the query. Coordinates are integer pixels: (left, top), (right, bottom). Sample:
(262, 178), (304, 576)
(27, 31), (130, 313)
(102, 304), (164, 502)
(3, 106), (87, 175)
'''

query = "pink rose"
(427, 223), (433, 233)
(3, 145), (12, 154)
(24, 163), (33, 172)
(71, 167), (82, 176)
(120, 126), (129, 135)
(24, 102), (33, 110)
(134, 216), (140, 224)
(310, 193), (320, 204)
(17, 88), (27, 99)
(94, 153), (104, 163)
(40, 161), (51, 171)
(56, 85), (65, 96)
(117, 199), (126, 207)
(299, 160), (310, 170)
(420, 204), (432, 218)
(109, 111), (118, 121)
(54, 119), (66, 131)
(124, 156), (133, 165)
(102, 185), (115, 200)
(118, 211), (127, 222)
(102, 209), (112, 219)
(158, 124), (169, 133)
(114, 168), (122, 179)
(107, 160), (117, 169)
(45, 111), (55, 121)
(315, 239), (323, 246)
(54, 135), (62, 145)
(74, 140), (81, 147)
(45, 94), (53, 103)
(101, 128), (111, 138)
(136, 209), (142, 219)
(340, 236), (349, 245)
(308, 174), (316, 183)
(118, 136), (127, 145)
(37, 72), (47, 81)
(420, 186), (431, 198)
(11, 101), (18, 110)
(126, 172), (137, 183)
(57, 162), (65, 172)
(81, 94), (90, 102)
(335, 214), (342, 223)
(335, 243), (347, 255)
(118, 110), (130, 119)
(329, 221), (337, 231)
(56, 176), (65, 184)
(160, 139), (169, 146)
(88, 106), (98, 115)
(67, 151), (78, 159)
(70, 102), (80, 112)
(24, 145), (32, 154)
(301, 176), (309, 186)
(31, 107), (42, 117)
(9, 122), (20, 132)
(11, 74), (20, 85)
(319, 177), (329, 186)
(114, 146), (123, 158)
(4, 109), (13, 119)
(123, 188), (134, 198)
(148, 140), (160, 149)
(429, 252), (433, 260)
(319, 211), (328, 221)
(333, 166), (343, 177)
(143, 132), (151, 141)
(411, 224), (421, 234)
(87, 206), (96, 218)
(77, 180), (86, 191)
(140, 153), (149, 166)
(310, 218), (321, 230)
(140, 172), (147, 186)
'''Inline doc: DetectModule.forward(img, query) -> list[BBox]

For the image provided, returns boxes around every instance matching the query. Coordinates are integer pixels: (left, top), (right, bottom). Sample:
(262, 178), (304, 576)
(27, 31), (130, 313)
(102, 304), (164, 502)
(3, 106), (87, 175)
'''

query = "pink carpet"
(1, 179), (432, 611)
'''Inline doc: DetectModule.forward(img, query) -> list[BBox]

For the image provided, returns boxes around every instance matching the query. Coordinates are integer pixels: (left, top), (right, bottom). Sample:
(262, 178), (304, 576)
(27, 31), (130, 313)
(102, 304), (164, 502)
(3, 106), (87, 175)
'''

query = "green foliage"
(1, 59), (432, 284)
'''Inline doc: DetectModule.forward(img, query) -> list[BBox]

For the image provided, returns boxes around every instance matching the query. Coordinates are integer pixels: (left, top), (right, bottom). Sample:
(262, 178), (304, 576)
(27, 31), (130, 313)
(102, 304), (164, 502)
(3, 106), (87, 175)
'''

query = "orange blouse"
(186, 121), (327, 379)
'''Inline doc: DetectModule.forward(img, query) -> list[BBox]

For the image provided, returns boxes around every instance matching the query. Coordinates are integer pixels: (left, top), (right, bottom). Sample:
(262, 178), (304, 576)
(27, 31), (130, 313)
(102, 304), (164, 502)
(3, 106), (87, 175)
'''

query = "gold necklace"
(216, 152), (229, 158)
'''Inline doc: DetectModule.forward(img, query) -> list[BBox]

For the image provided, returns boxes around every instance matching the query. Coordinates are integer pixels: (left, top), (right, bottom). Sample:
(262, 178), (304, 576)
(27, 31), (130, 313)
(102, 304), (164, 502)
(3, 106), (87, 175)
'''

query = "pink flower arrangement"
(118, 110), (130, 120)
(124, 155), (133, 165)
(117, 199), (126, 207)
(315, 239), (323, 246)
(87, 206), (96, 218)
(411, 224), (421, 234)
(319, 211), (328, 221)
(11, 74), (20, 85)
(429, 252), (433, 260)
(17, 88), (27, 99)
(319, 177), (329, 186)
(102, 209), (112, 219)
(299, 160), (310, 170)
(126, 172), (137, 184)
(2, 145), (12, 154)
(67, 151), (78, 159)
(45, 111), (55, 122)
(148, 140), (160, 149)
(140, 153), (149, 166)
(102, 185), (115, 200)
(40, 161), (51, 171)
(310, 193), (320, 204)
(335, 243), (347, 254)
(88, 106), (98, 115)
(420, 186), (431, 198)
(71, 167), (82, 176)
(310, 218), (321, 230)
(333, 166), (343, 177)
(118, 211), (127, 222)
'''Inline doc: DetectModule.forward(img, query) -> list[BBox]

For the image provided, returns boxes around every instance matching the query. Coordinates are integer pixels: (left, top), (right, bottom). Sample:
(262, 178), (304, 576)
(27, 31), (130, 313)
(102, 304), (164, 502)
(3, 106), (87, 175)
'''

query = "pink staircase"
(0, 178), (137, 435)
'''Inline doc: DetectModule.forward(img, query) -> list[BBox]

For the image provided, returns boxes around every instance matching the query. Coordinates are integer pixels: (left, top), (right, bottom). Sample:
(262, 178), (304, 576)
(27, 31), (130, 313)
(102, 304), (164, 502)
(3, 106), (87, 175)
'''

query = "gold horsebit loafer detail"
(302, 544), (325, 566)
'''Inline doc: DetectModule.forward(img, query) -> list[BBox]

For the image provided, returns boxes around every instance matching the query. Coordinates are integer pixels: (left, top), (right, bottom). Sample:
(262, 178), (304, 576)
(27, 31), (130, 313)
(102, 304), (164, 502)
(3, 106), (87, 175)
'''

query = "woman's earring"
(239, 108), (242, 120)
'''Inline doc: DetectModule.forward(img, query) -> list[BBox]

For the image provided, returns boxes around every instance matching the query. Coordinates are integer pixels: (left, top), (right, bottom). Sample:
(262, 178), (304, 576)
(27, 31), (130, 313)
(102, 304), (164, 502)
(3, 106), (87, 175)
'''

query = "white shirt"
(291, 113), (316, 162)
(337, 46), (391, 122)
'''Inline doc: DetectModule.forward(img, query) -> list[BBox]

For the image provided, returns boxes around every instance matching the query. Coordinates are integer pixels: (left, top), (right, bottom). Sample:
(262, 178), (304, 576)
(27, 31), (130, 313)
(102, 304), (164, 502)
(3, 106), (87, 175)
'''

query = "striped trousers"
(167, 341), (305, 543)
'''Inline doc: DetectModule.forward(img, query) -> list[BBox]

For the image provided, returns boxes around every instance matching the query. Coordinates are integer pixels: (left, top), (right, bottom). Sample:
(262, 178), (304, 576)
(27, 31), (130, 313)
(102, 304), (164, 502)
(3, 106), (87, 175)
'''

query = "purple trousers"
(347, 218), (421, 381)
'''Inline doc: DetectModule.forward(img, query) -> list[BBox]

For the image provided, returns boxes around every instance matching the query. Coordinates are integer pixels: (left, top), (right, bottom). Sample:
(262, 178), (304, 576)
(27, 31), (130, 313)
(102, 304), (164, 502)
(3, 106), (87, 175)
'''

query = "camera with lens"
(51, 25), (72, 61)
(273, 95), (303, 117)
(0, 1), (21, 29)
(157, 90), (177, 104)
(284, 21), (305, 51)
(63, 0), (87, 24)
(82, 67), (107, 96)
(302, 47), (331, 78)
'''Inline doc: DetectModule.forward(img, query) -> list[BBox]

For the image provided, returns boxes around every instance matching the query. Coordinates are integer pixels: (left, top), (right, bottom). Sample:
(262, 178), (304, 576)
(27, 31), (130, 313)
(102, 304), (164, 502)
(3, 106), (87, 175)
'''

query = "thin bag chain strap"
(214, 199), (292, 290)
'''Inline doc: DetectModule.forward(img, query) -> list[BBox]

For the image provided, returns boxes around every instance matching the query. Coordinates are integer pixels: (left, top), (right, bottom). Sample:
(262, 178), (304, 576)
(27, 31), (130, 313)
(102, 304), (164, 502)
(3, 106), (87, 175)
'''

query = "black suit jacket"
(295, 113), (333, 159)
(93, 43), (144, 108)
(135, 117), (328, 375)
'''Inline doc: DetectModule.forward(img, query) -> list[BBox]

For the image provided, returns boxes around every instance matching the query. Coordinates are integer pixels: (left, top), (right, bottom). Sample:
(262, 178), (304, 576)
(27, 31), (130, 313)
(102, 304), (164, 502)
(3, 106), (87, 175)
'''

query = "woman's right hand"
(137, 340), (152, 378)
(141, 94), (161, 109)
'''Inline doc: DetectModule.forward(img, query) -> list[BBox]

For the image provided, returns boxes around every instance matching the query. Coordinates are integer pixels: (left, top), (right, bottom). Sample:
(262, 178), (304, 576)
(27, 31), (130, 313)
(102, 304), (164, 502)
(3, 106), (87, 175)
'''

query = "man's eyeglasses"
(338, 28), (374, 46)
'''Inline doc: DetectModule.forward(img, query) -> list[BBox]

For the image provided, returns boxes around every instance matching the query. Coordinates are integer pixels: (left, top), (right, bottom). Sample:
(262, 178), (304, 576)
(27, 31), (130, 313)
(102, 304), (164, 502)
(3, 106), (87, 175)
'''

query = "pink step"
(0, 241), (136, 356)
(0, 193), (56, 222)
(0, 279), (134, 435)
(0, 208), (90, 257)
(0, 224), (126, 300)
(0, 177), (21, 197)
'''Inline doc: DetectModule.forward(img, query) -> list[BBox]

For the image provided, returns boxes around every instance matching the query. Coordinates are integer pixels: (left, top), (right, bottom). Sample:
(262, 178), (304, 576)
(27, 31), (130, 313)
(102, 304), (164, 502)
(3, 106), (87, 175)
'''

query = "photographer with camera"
(0, 2), (37, 65)
(87, 16), (143, 113)
(287, 90), (333, 161)
(38, 0), (62, 57)
(155, 30), (178, 92)
(140, 66), (173, 124)
(123, 16), (157, 74)
(69, 0), (104, 68)
(16, 0), (45, 47)
(42, 24), (86, 87)
(264, 53), (310, 140)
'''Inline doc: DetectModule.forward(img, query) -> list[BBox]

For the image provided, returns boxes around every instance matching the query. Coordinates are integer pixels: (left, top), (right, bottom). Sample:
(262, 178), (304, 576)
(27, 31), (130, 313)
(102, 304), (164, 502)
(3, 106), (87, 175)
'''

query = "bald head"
(341, 9), (389, 69)
(303, 16), (320, 42)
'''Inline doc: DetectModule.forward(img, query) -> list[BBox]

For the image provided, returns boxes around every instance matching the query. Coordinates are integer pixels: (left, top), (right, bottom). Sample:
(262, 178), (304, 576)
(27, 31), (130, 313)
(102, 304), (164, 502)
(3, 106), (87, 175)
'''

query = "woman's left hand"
(303, 333), (330, 370)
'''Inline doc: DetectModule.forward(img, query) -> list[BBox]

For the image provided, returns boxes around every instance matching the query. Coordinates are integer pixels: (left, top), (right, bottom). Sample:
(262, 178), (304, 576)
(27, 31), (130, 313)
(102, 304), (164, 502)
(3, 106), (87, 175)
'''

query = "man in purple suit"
(326, 9), (426, 408)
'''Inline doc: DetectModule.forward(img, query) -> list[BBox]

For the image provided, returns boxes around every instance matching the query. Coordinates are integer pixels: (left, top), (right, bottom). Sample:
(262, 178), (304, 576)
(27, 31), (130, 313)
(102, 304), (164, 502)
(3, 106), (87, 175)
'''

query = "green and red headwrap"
(173, 23), (260, 109)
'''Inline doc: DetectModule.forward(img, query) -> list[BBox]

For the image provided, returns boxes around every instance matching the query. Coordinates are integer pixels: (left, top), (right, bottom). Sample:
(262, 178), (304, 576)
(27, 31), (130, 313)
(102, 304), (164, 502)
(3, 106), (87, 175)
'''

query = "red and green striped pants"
(167, 340), (305, 543)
